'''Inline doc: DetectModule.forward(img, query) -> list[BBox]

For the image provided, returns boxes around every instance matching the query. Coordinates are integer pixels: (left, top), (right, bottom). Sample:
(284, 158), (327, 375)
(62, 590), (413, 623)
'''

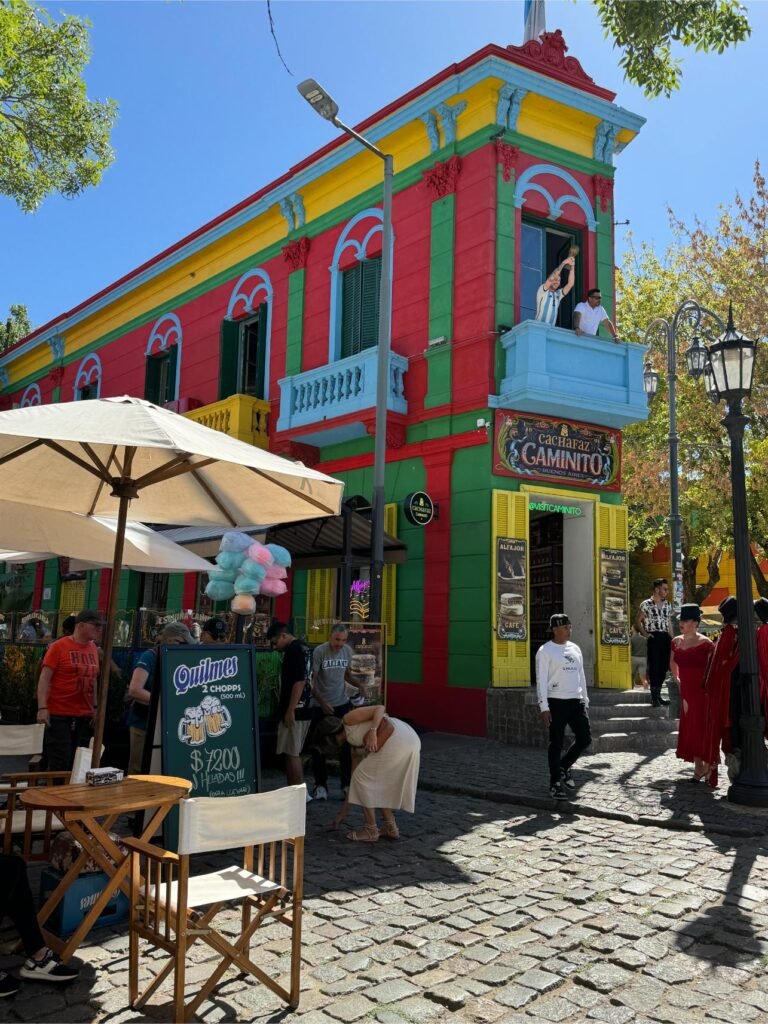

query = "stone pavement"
(2, 732), (768, 1023)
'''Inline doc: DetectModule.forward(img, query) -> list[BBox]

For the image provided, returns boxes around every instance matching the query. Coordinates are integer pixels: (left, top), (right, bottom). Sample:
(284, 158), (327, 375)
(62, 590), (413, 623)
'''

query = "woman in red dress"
(670, 603), (714, 782)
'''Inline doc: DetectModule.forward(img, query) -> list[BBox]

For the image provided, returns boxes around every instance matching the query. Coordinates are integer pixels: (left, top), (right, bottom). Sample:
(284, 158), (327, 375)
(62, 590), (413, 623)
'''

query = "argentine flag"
(524, 0), (546, 42)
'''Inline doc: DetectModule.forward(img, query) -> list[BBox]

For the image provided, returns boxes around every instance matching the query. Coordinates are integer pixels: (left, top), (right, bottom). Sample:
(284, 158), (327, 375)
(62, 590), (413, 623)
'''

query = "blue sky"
(2, 0), (766, 331)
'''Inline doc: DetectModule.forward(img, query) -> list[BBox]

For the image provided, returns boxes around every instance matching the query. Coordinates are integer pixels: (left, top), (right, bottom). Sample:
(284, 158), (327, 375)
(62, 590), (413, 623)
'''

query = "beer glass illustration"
(201, 696), (231, 738)
(178, 705), (206, 746)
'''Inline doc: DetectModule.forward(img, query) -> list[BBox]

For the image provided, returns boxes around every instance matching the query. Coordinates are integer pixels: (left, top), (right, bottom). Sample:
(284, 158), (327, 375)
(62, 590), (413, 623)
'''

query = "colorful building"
(0, 30), (647, 735)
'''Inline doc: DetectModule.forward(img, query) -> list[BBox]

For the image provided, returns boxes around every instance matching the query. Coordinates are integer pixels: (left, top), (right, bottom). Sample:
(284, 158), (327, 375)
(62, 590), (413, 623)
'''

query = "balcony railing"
(184, 393), (270, 448)
(277, 347), (408, 435)
(489, 320), (648, 429)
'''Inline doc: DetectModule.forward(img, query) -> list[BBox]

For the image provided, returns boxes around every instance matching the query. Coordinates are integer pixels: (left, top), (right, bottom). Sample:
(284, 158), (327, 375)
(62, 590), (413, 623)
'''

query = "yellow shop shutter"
(381, 503), (397, 646)
(306, 569), (334, 645)
(491, 489), (529, 686)
(595, 503), (631, 689)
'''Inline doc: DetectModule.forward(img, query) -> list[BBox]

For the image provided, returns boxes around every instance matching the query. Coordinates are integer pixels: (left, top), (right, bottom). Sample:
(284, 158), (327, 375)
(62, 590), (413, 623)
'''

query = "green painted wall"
(41, 559), (60, 612)
(285, 269), (305, 377)
(425, 194), (455, 408)
(595, 196), (615, 323)
(423, 344), (452, 409)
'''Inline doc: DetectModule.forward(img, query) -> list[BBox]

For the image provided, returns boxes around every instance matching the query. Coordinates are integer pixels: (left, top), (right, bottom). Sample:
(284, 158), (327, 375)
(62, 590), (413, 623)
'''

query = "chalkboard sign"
(145, 644), (260, 848)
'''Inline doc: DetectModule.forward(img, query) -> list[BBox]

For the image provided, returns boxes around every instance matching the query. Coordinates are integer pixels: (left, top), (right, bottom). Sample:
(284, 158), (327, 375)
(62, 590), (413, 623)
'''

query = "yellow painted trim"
(517, 94), (599, 160)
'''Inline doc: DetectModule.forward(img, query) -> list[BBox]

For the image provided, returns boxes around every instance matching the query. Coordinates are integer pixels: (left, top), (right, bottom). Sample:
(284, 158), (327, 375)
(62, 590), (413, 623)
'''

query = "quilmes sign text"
(173, 656), (239, 696)
(494, 412), (621, 491)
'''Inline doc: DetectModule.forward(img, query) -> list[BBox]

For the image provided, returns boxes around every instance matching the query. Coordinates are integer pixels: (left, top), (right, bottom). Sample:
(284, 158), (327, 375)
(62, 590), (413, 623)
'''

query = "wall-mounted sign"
(496, 538), (527, 641)
(340, 622), (387, 706)
(494, 412), (621, 491)
(403, 491), (435, 526)
(600, 548), (629, 646)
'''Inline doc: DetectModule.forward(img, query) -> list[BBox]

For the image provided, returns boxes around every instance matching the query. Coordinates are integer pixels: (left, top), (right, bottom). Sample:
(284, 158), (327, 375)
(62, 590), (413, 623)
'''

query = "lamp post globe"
(643, 362), (659, 400)
(684, 335), (708, 379)
(707, 305), (756, 404)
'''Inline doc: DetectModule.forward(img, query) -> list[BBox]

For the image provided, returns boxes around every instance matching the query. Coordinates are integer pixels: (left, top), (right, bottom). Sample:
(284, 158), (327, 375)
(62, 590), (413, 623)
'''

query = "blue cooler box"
(40, 868), (129, 937)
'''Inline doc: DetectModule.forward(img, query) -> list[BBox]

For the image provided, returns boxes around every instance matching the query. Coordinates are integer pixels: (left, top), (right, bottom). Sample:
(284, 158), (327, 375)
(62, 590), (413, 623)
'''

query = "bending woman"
(317, 705), (420, 842)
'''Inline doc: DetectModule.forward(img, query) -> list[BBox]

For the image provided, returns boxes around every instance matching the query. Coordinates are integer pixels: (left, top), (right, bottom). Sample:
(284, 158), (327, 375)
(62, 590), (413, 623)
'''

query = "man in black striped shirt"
(639, 578), (673, 707)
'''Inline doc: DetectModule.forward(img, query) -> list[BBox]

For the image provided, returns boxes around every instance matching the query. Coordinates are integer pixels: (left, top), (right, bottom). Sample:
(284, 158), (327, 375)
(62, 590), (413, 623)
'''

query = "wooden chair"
(0, 740), (100, 859)
(126, 785), (306, 1023)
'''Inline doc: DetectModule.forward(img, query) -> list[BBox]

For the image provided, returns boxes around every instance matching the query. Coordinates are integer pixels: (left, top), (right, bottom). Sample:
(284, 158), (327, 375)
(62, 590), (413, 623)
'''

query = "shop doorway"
(528, 495), (596, 685)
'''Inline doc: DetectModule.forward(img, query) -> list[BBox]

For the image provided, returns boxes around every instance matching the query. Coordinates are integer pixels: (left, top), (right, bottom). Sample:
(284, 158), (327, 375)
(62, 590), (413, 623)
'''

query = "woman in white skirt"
(317, 705), (420, 842)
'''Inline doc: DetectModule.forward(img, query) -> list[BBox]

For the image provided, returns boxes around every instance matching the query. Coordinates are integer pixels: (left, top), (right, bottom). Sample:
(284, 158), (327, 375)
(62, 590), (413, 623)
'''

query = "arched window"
(73, 354), (102, 400)
(328, 209), (393, 362)
(20, 383), (42, 407)
(218, 270), (273, 401)
(145, 313), (182, 405)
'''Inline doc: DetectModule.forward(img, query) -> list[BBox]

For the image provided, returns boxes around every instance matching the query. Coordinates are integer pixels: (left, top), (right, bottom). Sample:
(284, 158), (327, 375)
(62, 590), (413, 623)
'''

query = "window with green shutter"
(340, 257), (381, 359)
(218, 304), (268, 400)
(144, 346), (177, 405)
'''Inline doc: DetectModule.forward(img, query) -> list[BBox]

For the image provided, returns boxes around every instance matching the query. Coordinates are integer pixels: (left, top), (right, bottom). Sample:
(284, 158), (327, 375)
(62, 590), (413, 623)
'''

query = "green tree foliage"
(0, 302), (30, 351)
(0, 0), (117, 212)
(594, 0), (751, 98)
(618, 164), (768, 601)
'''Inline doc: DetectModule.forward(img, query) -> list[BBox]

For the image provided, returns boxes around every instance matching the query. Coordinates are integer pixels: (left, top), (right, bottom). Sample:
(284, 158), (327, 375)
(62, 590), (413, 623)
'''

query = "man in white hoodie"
(536, 612), (592, 800)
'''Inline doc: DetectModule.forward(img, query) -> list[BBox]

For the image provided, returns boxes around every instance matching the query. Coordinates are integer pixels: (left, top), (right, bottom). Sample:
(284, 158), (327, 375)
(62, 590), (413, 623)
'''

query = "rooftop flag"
(524, 0), (546, 42)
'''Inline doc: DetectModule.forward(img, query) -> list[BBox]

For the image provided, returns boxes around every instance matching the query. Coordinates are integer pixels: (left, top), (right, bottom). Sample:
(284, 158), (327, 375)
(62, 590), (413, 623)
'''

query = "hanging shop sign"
(599, 548), (629, 646)
(403, 491), (435, 526)
(494, 412), (621, 491)
(496, 538), (527, 641)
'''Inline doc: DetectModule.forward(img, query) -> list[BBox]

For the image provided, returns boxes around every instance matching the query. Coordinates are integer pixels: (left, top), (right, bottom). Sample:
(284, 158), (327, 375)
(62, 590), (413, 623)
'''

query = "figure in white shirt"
(536, 612), (592, 800)
(573, 288), (620, 343)
(534, 254), (576, 326)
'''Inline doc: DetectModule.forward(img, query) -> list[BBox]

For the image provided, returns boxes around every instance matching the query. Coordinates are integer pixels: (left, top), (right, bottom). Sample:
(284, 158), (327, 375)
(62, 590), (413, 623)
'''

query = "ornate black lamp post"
(644, 299), (768, 807)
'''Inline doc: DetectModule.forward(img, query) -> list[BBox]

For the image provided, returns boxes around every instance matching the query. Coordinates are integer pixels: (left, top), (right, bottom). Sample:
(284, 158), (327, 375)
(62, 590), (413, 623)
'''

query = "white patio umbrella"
(0, 396), (344, 764)
(0, 507), (213, 574)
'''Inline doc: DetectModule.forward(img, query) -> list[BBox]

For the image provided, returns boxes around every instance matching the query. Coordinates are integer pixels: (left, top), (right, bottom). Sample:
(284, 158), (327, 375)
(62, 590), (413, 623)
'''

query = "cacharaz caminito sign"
(494, 412), (621, 491)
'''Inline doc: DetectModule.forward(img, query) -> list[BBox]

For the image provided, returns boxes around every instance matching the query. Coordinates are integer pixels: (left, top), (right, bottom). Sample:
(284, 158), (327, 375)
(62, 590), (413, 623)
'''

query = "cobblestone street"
(2, 735), (768, 1024)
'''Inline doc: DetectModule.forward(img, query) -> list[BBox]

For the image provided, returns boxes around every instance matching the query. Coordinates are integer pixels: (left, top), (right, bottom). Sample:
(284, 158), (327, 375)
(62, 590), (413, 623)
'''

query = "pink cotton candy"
(259, 577), (287, 597)
(265, 565), (288, 580)
(247, 542), (274, 566)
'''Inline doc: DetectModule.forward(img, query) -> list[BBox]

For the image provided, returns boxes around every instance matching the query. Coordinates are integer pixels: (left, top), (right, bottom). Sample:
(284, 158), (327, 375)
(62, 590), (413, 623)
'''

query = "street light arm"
(332, 117), (388, 162)
(671, 298), (727, 343)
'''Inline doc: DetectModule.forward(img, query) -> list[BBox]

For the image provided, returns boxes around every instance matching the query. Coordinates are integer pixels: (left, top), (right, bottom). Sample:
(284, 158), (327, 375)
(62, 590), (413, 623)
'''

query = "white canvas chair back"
(178, 785), (307, 855)
(0, 723), (45, 757)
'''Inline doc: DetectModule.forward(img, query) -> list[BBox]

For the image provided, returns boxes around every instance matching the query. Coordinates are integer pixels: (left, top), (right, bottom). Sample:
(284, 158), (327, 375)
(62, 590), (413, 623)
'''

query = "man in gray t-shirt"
(309, 624), (355, 800)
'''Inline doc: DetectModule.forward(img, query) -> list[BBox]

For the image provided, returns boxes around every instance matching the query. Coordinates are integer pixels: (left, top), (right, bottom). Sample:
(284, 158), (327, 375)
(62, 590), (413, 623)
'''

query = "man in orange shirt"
(37, 610), (104, 771)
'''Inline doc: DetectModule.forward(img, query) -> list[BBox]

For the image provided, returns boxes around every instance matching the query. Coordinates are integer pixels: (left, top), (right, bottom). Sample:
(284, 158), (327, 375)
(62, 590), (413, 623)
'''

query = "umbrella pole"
(91, 493), (130, 770)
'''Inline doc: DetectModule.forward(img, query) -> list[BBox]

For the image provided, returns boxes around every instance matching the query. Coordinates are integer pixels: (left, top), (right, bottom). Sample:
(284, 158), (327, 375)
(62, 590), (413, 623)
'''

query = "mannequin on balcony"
(534, 253), (576, 326)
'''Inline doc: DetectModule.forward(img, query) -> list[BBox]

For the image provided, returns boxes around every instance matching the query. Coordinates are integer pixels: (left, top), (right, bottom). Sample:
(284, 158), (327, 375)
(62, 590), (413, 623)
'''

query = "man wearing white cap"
(536, 613), (592, 800)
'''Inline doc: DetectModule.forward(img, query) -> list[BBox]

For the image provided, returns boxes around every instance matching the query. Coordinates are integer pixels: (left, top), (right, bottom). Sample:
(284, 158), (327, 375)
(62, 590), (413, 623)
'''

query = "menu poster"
(600, 548), (629, 646)
(146, 643), (260, 848)
(339, 622), (387, 706)
(496, 538), (527, 641)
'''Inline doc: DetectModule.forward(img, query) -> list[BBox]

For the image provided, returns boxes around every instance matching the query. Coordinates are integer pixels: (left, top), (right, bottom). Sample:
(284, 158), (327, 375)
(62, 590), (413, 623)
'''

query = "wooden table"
(20, 774), (191, 959)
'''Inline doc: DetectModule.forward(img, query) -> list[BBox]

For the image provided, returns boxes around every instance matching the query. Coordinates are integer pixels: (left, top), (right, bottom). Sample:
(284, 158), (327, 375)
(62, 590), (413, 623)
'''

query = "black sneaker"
(560, 768), (576, 791)
(0, 972), (20, 998)
(19, 950), (78, 984)
(549, 781), (568, 800)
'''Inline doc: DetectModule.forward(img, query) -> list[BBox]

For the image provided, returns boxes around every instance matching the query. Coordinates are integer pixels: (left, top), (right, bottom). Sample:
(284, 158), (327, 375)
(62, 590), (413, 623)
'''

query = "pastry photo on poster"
(496, 538), (527, 641)
(600, 547), (629, 645)
(342, 623), (387, 706)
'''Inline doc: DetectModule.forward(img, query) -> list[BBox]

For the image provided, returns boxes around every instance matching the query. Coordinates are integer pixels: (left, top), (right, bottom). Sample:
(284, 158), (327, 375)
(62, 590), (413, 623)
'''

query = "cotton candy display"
(206, 532), (292, 614)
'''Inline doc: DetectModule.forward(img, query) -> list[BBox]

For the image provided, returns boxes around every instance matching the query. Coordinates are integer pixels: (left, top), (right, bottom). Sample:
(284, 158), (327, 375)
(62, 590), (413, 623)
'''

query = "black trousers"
(44, 715), (93, 772)
(310, 702), (353, 789)
(548, 698), (592, 785)
(646, 632), (672, 695)
(0, 854), (45, 956)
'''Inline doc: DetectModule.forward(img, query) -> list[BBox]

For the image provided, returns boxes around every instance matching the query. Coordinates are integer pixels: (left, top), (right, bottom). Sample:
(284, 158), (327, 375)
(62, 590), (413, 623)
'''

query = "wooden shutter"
(340, 264), (361, 360)
(381, 503), (397, 646)
(595, 503), (631, 689)
(167, 343), (179, 402)
(144, 355), (160, 403)
(255, 303), (268, 399)
(491, 489), (530, 686)
(306, 568), (335, 644)
(218, 320), (240, 400)
(360, 257), (381, 352)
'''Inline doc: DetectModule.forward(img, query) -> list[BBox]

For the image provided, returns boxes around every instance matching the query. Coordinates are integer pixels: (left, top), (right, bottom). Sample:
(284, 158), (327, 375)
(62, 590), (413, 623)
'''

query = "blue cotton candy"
(265, 544), (291, 568)
(220, 531), (253, 553)
(240, 559), (267, 581)
(208, 568), (238, 583)
(215, 550), (246, 571)
(234, 574), (260, 595)
(205, 580), (235, 600)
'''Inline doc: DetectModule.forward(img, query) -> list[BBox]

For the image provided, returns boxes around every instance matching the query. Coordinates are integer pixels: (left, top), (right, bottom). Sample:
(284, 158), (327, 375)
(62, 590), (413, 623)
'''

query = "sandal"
(346, 825), (379, 842)
(379, 821), (400, 840)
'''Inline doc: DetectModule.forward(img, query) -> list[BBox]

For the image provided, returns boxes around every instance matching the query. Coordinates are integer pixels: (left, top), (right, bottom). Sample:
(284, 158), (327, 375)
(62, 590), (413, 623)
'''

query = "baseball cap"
(549, 613), (571, 628)
(202, 617), (228, 641)
(156, 622), (194, 645)
(75, 610), (106, 625)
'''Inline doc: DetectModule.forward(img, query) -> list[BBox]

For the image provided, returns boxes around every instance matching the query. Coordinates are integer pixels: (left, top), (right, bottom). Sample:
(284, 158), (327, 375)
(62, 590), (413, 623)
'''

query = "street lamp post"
(297, 79), (393, 623)
(644, 299), (768, 807)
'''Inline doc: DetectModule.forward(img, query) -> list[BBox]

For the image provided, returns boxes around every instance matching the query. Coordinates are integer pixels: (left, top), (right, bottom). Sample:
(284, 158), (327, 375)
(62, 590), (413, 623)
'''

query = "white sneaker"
(313, 785), (328, 801)
(305, 790), (313, 803)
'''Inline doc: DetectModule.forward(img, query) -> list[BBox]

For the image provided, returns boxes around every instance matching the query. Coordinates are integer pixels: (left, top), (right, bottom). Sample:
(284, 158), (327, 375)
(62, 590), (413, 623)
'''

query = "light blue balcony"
(276, 347), (408, 445)
(488, 320), (648, 429)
